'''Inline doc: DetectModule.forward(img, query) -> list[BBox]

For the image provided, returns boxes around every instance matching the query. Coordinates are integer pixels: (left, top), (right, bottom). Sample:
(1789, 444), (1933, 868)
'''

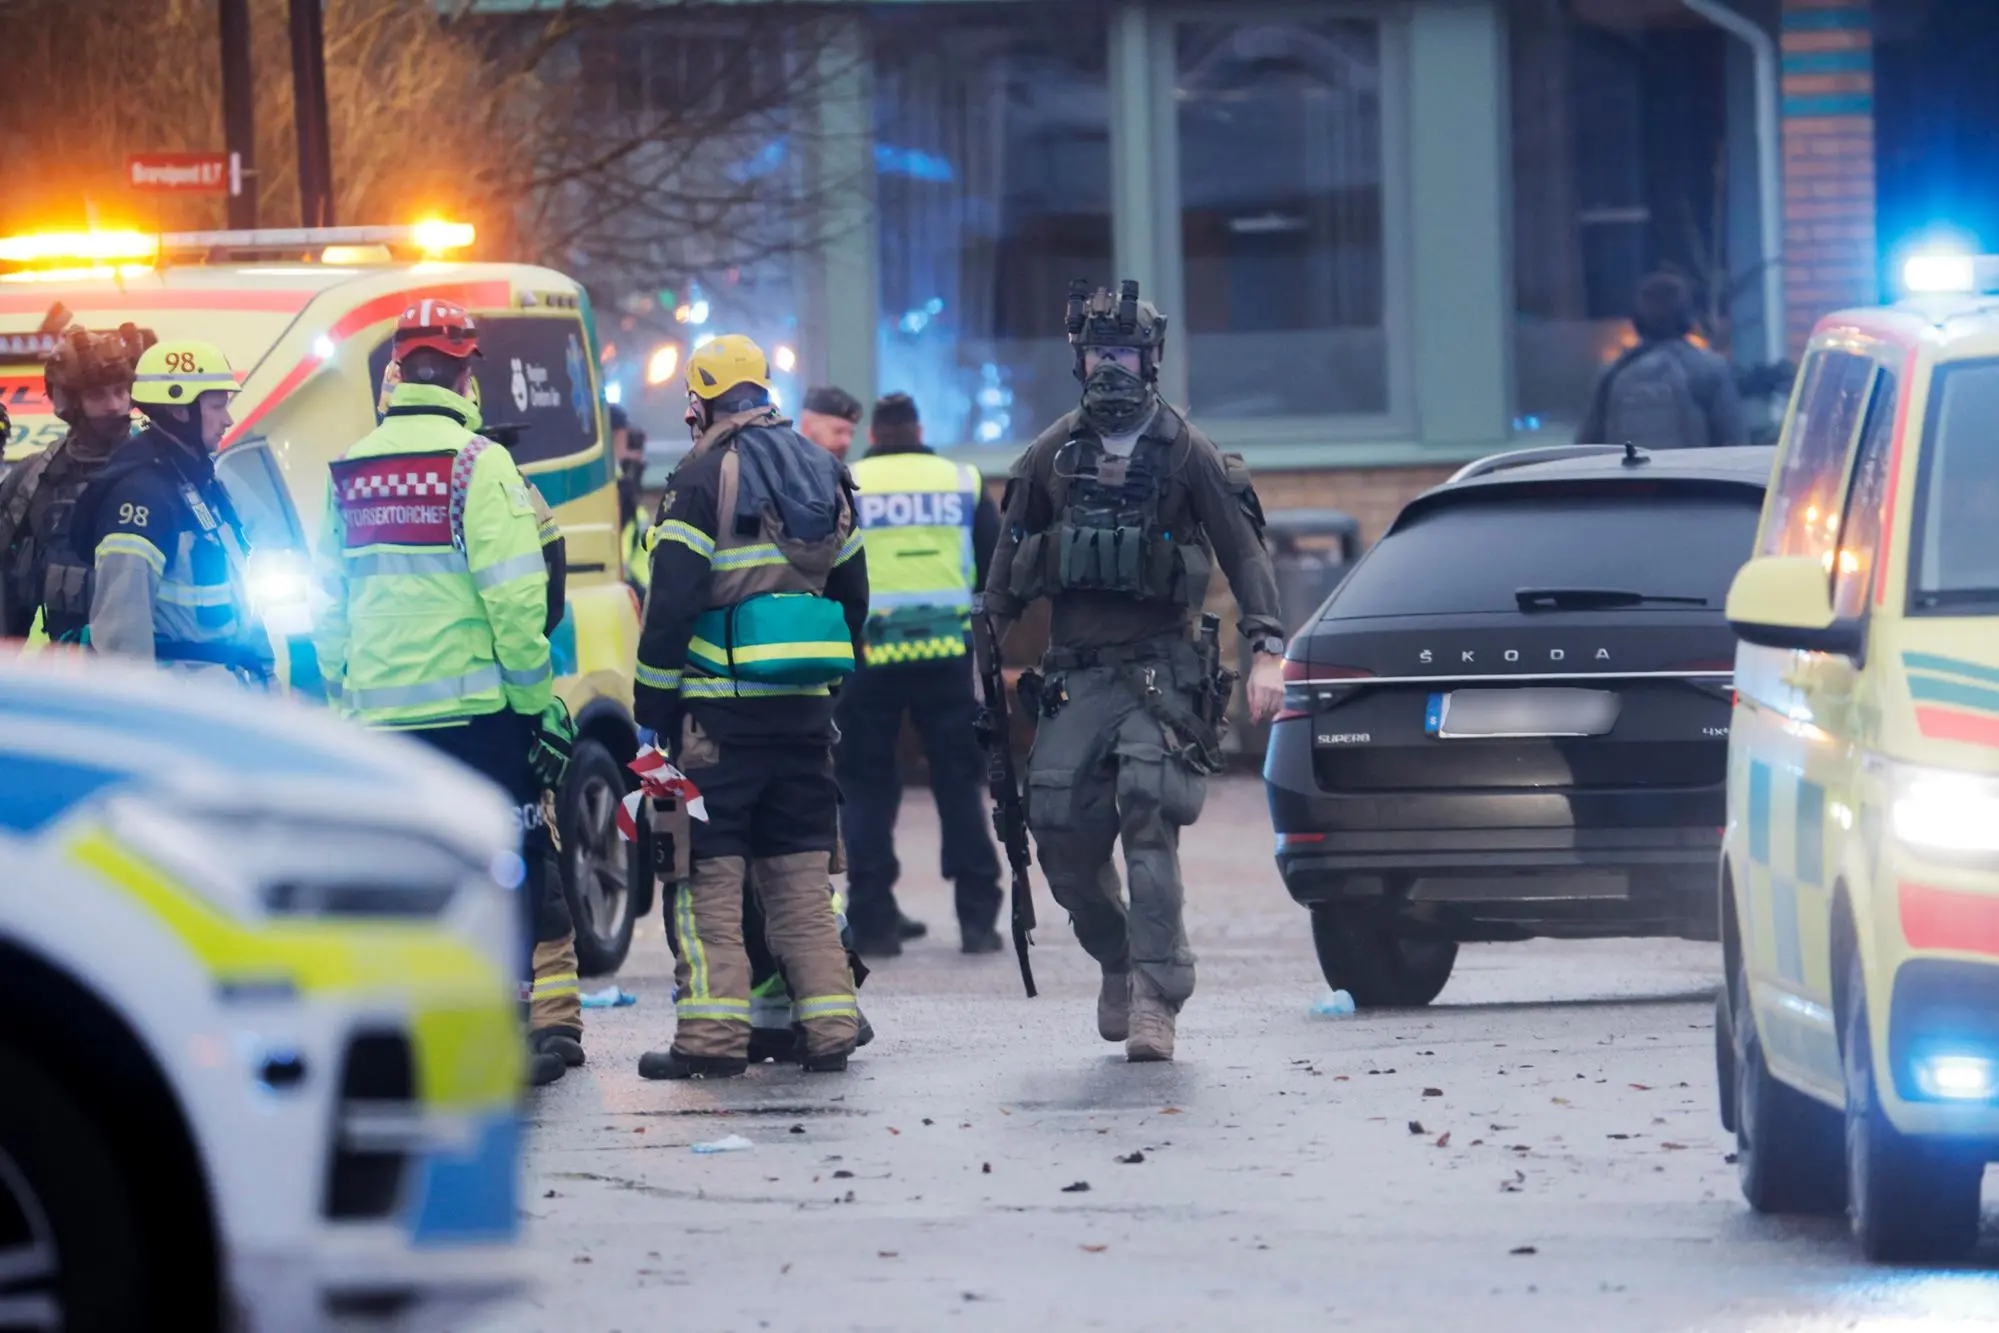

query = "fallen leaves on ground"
(1435, 1131), (1452, 1147)
(981, 1163), (992, 1174)
(1422, 1087), (1444, 1097)
(1081, 1244), (1108, 1253)
(1510, 1245), (1538, 1256)
(1062, 1181), (1092, 1193)
(1117, 1150), (1146, 1164)
(1407, 1120), (1427, 1136)
(789, 1125), (805, 1135)
(832, 1170), (854, 1179)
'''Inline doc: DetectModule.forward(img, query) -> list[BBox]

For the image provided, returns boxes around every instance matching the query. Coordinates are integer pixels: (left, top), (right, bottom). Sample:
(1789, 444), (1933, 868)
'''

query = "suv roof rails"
(1447, 443), (1640, 485)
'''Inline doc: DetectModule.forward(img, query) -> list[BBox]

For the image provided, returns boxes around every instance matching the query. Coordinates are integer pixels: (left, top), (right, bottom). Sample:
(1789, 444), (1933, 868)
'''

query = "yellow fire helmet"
(684, 334), (772, 402)
(131, 339), (237, 407)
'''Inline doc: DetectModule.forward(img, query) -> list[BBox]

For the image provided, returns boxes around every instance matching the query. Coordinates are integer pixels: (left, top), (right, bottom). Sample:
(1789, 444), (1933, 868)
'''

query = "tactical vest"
(848, 450), (979, 664)
(685, 416), (859, 689)
(1008, 411), (1212, 609)
(0, 439), (109, 642)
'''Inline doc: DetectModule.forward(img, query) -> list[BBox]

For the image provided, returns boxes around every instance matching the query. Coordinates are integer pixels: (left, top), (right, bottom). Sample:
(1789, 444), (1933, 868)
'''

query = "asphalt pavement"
(471, 777), (1999, 1333)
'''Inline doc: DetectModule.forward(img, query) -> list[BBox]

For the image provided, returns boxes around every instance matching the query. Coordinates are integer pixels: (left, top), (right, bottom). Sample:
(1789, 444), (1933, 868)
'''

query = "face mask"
(1080, 360), (1153, 436)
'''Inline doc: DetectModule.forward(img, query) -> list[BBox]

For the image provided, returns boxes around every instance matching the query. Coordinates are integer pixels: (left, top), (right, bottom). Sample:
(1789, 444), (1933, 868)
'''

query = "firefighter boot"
(1126, 972), (1176, 1063)
(526, 1037), (566, 1087)
(647, 857), (754, 1075)
(1098, 970), (1131, 1042)
(753, 852), (858, 1069)
(529, 936), (585, 1066)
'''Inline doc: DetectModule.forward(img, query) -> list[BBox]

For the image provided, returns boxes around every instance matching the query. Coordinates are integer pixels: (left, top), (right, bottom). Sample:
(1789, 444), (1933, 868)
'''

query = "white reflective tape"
(347, 550), (468, 577)
(346, 665), (502, 711)
(472, 551), (547, 590)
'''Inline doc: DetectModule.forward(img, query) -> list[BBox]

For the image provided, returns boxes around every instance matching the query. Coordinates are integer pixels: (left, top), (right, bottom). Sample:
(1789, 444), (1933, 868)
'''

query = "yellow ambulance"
(1718, 252), (1999, 1261)
(0, 225), (646, 973)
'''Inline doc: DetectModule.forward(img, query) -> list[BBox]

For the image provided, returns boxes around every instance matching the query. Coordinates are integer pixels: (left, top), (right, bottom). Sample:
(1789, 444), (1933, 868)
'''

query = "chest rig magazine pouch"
(2, 445), (104, 642)
(688, 423), (857, 686)
(1009, 412), (1213, 608)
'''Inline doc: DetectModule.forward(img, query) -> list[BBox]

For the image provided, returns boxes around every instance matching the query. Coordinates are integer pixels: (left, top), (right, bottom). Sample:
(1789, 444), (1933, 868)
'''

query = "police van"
(1718, 251), (1999, 1261)
(0, 225), (647, 973)
(0, 655), (525, 1330)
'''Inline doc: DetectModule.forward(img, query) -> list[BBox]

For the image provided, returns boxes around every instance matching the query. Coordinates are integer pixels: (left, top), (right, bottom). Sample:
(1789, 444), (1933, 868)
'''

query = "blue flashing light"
(604, 381), (623, 406)
(1914, 1053), (1997, 1101)
(1904, 251), (1979, 295)
(874, 144), (956, 183)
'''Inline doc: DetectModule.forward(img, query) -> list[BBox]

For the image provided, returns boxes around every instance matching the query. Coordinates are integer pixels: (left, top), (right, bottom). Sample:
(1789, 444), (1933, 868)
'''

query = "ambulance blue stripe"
(1903, 652), (1999, 687)
(1908, 675), (1999, 714)
(1795, 780), (1825, 888)
(1747, 761), (1772, 866)
(1771, 878), (1805, 984)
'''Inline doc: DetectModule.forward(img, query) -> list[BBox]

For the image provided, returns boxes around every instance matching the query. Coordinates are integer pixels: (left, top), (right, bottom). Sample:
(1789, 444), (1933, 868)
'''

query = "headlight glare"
(1890, 766), (1999, 855)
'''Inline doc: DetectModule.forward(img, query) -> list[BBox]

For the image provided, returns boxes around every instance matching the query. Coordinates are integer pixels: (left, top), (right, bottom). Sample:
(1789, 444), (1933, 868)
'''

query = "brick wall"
(1781, 0), (1877, 355)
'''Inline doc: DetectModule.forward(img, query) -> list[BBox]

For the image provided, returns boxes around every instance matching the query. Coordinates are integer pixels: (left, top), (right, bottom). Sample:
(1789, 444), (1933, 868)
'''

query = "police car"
(1719, 250), (1999, 1261)
(0, 655), (525, 1328)
(0, 224), (648, 975)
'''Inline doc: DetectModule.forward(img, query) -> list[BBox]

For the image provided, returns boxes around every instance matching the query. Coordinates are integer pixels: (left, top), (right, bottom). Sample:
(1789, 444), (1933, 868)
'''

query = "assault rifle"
(972, 602), (1037, 997)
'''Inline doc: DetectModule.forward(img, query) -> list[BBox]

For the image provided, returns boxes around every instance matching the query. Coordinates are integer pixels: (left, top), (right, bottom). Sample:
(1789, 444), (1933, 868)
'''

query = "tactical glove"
(528, 699), (576, 791)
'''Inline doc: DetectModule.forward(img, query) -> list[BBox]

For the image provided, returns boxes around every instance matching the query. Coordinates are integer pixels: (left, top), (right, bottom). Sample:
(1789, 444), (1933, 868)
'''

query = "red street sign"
(128, 152), (232, 194)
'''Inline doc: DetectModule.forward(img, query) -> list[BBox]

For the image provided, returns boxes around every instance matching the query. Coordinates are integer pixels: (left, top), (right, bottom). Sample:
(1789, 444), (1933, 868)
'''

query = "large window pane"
(872, 11), (1110, 447)
(1507, 1), (1729, 435)
(1176, 19), (1387, 420)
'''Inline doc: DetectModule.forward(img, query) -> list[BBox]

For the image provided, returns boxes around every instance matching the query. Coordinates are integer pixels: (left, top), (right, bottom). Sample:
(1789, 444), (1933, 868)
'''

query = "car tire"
(0, 1044), (148, 1332)
(1842, 950), (1984, 1263)
(1733, 956), (1845, 1214)
(558, 739), (638, 977)
(1309, 906), (1458, 1008)
(1716, 985), (1738, 1134)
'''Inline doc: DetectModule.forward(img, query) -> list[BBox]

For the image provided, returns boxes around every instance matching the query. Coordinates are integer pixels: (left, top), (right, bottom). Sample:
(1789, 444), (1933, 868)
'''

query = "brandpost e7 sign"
(127, 152), (241, 195)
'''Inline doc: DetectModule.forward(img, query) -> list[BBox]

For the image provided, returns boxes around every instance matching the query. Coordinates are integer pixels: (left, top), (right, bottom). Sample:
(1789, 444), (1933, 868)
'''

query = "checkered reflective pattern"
(342, 469), (449, 500)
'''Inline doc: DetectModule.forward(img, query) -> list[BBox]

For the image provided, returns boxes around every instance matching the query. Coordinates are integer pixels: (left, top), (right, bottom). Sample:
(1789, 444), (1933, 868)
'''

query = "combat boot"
(1125, 974), (1176, 1063)
(1098, 970), (1130, 1042)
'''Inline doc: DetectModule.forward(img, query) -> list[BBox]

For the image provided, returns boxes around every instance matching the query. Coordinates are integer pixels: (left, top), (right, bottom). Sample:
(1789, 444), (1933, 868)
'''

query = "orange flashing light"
(0, 230), (159, 265)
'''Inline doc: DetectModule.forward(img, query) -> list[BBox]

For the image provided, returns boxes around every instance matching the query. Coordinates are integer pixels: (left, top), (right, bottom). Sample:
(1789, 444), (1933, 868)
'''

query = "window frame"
(1830, 367), (1898, 620)
(1755, 346), (1880, 573)
(1902, 355), (1999, 618)
(1146, 2), (1414, 441)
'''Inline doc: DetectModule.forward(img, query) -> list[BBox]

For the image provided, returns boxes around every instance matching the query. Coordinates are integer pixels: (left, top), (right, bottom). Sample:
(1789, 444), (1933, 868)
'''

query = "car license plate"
(1424, 688), (1620, 739)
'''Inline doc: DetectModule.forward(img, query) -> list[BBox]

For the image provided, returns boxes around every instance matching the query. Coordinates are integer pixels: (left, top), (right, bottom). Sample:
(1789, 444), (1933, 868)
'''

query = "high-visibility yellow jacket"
(313, 382), (553, 728)
(848, 449), (981, 664)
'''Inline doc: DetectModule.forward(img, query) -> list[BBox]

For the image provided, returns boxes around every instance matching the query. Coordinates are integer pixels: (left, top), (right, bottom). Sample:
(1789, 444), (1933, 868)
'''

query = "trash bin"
(1234, 509), (1362, 760)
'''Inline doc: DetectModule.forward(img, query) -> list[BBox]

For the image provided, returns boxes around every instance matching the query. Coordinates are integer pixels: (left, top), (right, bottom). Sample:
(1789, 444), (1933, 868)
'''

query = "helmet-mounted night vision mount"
(1065, 278), (1166, 383)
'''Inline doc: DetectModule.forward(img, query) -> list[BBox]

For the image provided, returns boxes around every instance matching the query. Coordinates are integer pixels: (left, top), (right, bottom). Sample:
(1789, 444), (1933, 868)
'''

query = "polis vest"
(849, 449), (979, 664)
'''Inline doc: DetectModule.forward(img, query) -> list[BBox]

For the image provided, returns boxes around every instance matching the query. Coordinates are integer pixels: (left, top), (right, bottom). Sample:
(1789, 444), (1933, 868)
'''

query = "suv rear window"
(1327, 487), (1762, 620)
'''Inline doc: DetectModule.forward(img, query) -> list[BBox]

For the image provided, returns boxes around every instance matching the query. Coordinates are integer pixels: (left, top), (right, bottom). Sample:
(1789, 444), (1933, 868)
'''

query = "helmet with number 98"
(131, 340), (237, 407)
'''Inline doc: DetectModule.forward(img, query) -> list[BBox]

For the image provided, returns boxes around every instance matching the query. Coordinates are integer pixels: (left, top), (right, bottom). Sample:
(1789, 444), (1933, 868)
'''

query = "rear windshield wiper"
(1515, 587), (1708, 611)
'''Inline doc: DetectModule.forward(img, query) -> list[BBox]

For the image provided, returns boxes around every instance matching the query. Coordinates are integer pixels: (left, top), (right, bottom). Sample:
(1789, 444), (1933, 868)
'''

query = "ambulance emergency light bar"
(1901, 248), (1999, 296)
(0, 221), (474, 268)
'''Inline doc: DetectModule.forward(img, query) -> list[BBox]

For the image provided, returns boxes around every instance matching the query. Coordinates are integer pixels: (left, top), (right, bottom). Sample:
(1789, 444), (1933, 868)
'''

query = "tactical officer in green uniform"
(981, 280), (1287, 1062)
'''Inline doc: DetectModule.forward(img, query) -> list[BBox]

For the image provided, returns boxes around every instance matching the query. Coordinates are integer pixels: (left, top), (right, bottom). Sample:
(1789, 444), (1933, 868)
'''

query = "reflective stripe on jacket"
(313, 382), (553, 726)
(848, 450), (979, 663)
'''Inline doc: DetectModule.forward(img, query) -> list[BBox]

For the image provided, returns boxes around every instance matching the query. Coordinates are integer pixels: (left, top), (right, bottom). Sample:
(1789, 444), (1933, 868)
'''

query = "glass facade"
(1174, 19), (1389, 420)
(871, 11), (1111, 447)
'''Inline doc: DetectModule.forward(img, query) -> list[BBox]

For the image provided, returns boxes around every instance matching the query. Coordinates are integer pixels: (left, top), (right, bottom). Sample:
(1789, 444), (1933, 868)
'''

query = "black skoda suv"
(1265, 444), (1771, 1006)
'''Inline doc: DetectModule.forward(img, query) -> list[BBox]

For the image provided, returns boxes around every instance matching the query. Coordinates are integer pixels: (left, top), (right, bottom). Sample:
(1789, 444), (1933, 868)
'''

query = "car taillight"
(1274, 659), (1372, 723)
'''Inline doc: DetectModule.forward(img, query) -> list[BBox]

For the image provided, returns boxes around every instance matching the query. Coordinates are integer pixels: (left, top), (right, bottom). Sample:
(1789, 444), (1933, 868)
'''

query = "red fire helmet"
(391, 299), (482, 361)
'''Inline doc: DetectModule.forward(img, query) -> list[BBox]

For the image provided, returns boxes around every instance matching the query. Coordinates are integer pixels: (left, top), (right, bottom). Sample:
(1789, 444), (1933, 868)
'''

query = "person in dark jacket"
(1578, 272), (1748, 450)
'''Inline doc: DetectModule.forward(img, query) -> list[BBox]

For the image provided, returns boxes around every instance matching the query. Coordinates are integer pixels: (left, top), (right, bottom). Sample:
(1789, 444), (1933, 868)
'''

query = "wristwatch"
(1251, 635), (1286, 657)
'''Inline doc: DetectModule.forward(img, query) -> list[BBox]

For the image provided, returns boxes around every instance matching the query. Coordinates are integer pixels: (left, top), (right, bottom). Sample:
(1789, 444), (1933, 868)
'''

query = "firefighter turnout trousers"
(670, 726), (857, 1062)
(407, 711), (582, 1036)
